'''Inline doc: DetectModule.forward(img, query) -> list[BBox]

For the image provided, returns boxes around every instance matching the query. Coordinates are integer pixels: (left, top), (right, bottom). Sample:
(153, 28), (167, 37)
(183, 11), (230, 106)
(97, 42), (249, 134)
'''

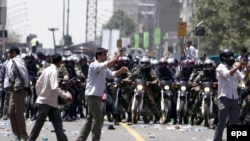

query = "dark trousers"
(9, 89), (28, 138)
(28, 104), (68, 141)
(213, 97), (238, 141)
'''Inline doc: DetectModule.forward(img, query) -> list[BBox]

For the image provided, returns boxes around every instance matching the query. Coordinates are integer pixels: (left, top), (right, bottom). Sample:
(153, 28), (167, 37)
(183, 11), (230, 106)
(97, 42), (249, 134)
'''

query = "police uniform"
(128, 67), (161, 122)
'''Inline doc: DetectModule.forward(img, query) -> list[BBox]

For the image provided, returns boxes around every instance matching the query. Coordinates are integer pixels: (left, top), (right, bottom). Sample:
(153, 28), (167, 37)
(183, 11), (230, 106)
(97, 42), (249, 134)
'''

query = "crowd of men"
(0, 42), (249, 141)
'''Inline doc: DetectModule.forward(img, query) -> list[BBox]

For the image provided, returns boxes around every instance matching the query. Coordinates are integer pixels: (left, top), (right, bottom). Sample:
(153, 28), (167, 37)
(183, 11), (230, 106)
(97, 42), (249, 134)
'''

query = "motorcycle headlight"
(181, 86), (186, 91)
(164, 85), (170, 90)
(137, 84), (143, 91)
(113, 84), (117, 87)
(204, 87), (210, 92)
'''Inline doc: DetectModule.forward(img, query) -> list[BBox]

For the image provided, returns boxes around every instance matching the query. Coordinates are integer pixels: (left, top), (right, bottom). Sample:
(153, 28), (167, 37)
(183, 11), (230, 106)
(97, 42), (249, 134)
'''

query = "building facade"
(113, 0), (182, 58)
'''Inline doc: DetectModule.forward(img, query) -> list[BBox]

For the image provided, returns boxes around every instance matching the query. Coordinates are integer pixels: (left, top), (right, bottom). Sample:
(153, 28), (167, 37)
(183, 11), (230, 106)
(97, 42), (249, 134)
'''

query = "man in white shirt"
(213, 49), (250, 141)
(28, 53), (73, 141)
(184, 41), (197, 60)
(76, 48), (128, 141)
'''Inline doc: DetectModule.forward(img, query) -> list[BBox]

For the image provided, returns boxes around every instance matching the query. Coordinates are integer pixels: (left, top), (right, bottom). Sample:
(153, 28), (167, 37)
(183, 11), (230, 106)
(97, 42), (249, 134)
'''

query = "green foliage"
(192, 0), (250, 55)
(103, 9), (136, 37)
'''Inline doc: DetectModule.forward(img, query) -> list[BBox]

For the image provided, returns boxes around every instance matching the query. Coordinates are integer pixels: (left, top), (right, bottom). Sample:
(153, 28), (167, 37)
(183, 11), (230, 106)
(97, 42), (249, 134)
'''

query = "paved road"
(0, 118), (227, 141)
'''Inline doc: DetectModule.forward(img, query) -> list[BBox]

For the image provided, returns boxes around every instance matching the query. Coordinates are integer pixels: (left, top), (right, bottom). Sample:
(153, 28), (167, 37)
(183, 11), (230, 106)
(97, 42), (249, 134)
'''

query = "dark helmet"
(121, 56), (130, 67)
(203, 59), (214, 71)
(140, 56), (150, 68)
(124, 54), (132, 62)
(132, 57), (139, 65)
(80, 54), (88, 62)
(194, 59), (203, 71)
(219, 49), (235, 66)
(24, 53), (35, 62)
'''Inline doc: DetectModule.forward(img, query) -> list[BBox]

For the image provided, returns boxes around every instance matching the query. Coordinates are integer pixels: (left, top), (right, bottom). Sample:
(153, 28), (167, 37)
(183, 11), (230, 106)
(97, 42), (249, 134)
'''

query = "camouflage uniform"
(191, 69), (218, 125)
(189, 70), (204, 114)
(127, 67), (161, 121)
(58, 63), (71, 120)
(239, 75), (250, 123)
(75, 64), (86, 118)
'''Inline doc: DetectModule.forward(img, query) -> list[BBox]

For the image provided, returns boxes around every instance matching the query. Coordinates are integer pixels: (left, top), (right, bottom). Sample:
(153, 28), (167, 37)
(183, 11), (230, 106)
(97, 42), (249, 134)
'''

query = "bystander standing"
(76, 48), (128, 141)
(7, 47), (30, 141)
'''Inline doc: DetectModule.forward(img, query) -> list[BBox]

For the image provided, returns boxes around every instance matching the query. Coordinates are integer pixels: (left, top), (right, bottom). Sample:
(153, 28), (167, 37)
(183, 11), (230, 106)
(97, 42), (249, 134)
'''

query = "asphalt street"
(0, 118), (227, 141)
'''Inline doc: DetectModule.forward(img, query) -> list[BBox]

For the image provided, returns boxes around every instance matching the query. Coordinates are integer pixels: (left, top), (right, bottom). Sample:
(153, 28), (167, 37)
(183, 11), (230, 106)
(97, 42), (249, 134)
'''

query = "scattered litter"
(149, 134), (155, 138)
(127, 122), (132, 126)
(41, 136), (48, 141)
(0, 121), (10, 126)
(194, 128), (203, 132)
(102, 124), (108, 128)
(175, 125), (181, 130)
(0, 128), (10, 132)
(0, 131), (13, 137)
(44, 122), (52, 126)
(153, 124), (161, 128)
(71, 131), (79, 136)
(153, 124), (163, 130)
(140, 125), (149, 128)
(166, 126), (176, 130)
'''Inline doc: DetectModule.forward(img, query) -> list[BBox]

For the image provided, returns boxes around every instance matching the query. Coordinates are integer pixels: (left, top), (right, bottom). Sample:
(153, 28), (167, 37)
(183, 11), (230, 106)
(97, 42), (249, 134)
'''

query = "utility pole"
(66, 0), (70, 36)
(0, 0), (7, 57)
(48, 28), (58, 53)
(62, 0), (65, 37)
(86, 0), (97, 42)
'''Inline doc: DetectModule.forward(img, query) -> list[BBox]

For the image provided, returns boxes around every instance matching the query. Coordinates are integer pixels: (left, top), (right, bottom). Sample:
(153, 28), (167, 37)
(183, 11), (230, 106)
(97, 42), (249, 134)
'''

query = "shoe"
(108, 125), (116, 130)
(80, 113), (85, 118)
(20, 135), (29, 141)
(13, 135), (20, 140)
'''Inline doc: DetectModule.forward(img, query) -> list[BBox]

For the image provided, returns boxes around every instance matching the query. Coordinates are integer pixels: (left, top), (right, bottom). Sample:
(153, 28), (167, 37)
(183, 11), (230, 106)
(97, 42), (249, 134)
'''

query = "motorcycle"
(160, 77), (174, 124)
(113, 78), (126, 114)
(176, 80), (189, 124)
(199, 78), (217, 127)
(131, 79), (153, 124)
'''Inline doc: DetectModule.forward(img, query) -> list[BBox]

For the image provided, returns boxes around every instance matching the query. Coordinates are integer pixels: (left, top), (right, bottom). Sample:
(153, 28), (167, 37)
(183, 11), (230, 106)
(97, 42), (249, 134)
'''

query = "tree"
(192, 0), (250, 55)
(103, 9), (136, 37)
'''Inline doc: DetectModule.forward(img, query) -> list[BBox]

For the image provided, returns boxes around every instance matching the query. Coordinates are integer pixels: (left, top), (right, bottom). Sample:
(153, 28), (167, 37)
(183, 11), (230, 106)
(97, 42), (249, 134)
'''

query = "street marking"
(120, 123), (145, 141)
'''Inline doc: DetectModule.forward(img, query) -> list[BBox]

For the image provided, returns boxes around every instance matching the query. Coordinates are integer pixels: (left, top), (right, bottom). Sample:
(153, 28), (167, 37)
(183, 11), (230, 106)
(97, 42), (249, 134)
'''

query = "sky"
(6, 0), (113, 48)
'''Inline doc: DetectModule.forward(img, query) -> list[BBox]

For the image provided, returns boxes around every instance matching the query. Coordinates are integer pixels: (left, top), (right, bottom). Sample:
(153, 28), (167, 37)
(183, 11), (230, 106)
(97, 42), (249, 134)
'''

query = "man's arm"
(114, 67), (128, 77)
(107, 52), (122, 68)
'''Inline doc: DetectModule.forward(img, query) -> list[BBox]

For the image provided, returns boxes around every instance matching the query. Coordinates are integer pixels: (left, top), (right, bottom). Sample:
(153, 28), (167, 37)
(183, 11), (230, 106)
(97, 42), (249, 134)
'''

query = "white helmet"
(140, 56), (151, 68)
